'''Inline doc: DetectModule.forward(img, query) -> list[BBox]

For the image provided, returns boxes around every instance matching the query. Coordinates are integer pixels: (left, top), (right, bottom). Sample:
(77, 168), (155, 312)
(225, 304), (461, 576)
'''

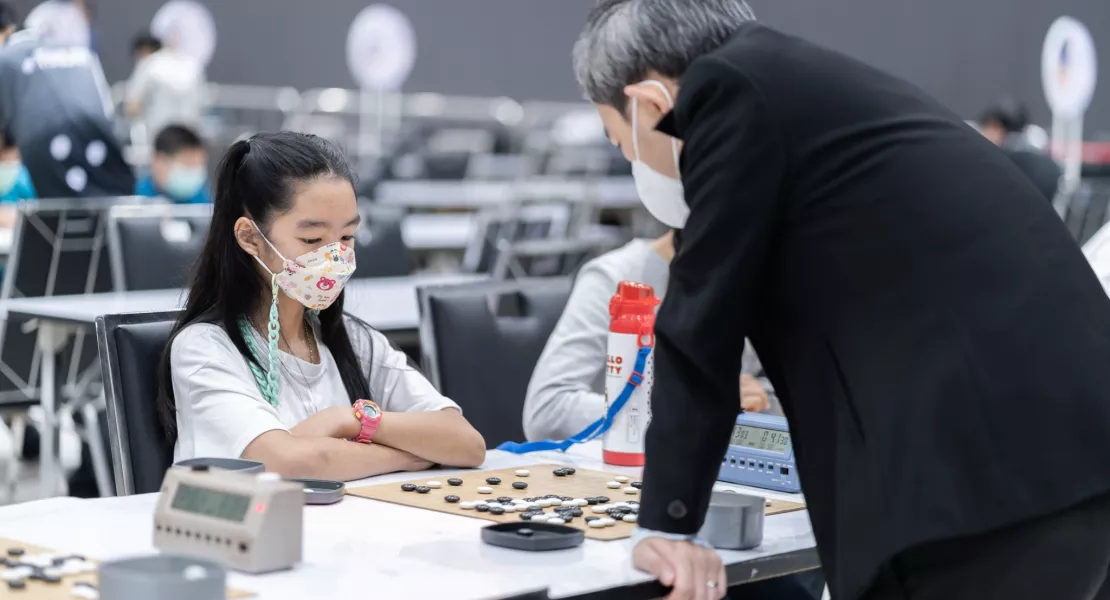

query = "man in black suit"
(573, 1), (1110, 599)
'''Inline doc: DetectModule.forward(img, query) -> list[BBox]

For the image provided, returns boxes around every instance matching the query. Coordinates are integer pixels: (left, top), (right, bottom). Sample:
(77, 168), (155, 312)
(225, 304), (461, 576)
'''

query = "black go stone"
(447, 478), (464, 486)
(43, 575), (61, 584)
(596, 496), (610, 503)
(486, 477), (502, 485)
(401, 483), (417, 492)
(627, 501), (640, 506)
(497, 496), (514, 504)
(563, 468), (576, 475)
(585, 516), (600, 523)
(6, 548), (23, 557)
(517, 528), (535, 537)
(7, 580), (25, 590)
(512, 481), (528, 490)
(445, 495), (461, 503)
(552, 469), (567, 477)
(570, 508), (584, 517)
(519, 512), (535, 521)
(586, 497), (600, 505)
(415, 486), (431, 494)
(631, 481), (643, 489)
(476, 504), (491, 513)
(489, 506), (506, 515)
(51, 557), (66, 567)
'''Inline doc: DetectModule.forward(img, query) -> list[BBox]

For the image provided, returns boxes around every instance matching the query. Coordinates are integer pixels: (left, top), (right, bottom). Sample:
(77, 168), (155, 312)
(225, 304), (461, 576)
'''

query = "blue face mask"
(162, 166), (207, 201)
(0, 161), (22, 197)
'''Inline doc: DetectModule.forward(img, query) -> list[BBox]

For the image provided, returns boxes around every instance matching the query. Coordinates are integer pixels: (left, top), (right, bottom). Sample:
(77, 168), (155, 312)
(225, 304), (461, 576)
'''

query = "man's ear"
(234, 216), (263, 258)
(623, 79), (679, 125)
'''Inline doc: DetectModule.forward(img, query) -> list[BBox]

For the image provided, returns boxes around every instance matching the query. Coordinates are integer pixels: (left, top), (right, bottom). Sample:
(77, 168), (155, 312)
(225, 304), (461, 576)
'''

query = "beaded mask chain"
(239, 273), (282, 407)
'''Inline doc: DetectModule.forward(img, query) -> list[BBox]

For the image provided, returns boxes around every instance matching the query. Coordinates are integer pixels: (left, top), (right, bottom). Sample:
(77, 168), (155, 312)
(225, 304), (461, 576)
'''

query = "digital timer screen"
(171, 484), (251, 522)
(730, 425), (790, 455)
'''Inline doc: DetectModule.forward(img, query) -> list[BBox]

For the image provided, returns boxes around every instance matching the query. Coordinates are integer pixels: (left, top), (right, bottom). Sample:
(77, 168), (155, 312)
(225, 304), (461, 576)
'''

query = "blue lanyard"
(498, 345), (653, 454)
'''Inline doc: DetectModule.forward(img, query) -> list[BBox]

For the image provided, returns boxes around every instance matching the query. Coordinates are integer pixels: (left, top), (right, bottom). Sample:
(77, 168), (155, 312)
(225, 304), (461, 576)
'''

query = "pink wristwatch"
(352, 399), (382, 444)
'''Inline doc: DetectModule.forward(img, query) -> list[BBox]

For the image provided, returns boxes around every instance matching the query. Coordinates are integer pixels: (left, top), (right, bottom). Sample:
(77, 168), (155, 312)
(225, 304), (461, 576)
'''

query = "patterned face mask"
(251, 221), (357, 311)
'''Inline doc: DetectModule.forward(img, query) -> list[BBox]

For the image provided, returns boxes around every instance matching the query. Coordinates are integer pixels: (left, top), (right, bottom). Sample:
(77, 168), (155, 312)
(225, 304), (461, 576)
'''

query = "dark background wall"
(9, 0), (1109, 132)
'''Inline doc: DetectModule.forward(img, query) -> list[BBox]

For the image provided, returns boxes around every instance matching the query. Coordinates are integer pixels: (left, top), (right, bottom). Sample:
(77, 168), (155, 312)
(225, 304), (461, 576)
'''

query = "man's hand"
(740, 374), (770, 412)
(633, 537), (727, 600)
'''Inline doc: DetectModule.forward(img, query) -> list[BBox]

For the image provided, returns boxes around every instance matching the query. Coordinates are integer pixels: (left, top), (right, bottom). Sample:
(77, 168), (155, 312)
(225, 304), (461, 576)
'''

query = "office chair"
(418, 279), (571, 447)
(107, 204), (212, 291)
(95, 311), (180, 495)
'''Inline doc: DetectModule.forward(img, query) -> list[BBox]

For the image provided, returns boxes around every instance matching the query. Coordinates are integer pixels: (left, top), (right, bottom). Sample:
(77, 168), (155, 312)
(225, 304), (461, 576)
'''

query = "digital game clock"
(717, 413), (801, 493)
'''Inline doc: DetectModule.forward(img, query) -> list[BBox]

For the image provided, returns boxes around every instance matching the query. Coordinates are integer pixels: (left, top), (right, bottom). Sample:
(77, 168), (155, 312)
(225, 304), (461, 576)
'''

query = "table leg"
(82, 395), (113, 497)
(36, 322), (75, 499)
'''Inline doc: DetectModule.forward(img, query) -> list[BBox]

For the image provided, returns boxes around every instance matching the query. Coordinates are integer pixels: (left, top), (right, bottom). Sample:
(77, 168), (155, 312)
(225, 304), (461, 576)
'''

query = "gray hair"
(572, 0), (756, 113)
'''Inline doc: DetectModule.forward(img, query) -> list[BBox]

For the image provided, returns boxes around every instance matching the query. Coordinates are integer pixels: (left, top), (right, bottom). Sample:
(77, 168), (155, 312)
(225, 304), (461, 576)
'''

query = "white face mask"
(631, 81), (689, 229)
(251, 222), (357, 311)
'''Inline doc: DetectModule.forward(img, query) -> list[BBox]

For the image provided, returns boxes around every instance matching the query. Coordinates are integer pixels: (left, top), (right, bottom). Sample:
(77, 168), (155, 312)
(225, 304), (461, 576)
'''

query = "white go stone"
(622, 514), (638, 523)
(574, 498), (588, 506)
(515, 469), (531, 477)
(477, 486), (494, 494)
(561, 500), (577, 507)
(606, 481), (622, 489)
(598, 517), (617, 527)
(546, 517), (567, 525)
(460, 501), (478, 510)
(614, 475), (631, 483)
(527, 502), (542, 510)
(591, 505), (611, 514)
(623, 487), (639, 495)
(426, 481), (442, 489)
(588, 520), (608, 528)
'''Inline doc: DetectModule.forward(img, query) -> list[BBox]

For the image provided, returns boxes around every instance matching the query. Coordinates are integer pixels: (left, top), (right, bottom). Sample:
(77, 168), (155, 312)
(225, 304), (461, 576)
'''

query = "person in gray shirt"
(523, 231), (775, 441)
(0, 2), (133, 198)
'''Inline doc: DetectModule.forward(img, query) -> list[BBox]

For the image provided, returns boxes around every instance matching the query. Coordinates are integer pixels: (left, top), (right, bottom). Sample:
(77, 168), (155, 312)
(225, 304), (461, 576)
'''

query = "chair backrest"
(490, 235), (619, 282)
(96, 311), (180, 495)
(461, 204), (570, 274)
(419, 279), (572, 446)
(0, 196), (154, 407)
(107, 204), (212, 291)
(351, 214), (416, 278)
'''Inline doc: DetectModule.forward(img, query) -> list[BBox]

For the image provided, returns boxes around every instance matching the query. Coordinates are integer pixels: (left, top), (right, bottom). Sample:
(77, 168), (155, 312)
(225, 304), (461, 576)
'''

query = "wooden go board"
(0, 539), (254, 600)
(347, 464), (806, 541)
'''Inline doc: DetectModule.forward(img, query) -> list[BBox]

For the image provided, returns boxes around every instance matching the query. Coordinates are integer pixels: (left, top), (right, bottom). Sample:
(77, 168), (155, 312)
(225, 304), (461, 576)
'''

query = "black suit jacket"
(644, 24), (1110, 600)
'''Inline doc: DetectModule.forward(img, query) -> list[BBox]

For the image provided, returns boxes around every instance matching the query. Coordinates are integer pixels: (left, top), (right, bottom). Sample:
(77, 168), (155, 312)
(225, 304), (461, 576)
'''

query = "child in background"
(135, 124), (211, 204)
(0, 139), (36, 227)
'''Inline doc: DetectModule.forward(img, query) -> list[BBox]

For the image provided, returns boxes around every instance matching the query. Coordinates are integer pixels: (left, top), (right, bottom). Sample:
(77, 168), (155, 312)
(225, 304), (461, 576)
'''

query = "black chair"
(95, 311), (179, 495)
(351, 214), (416, 278)
(418, 279), (571, 446)
(107, 204), (212, 291)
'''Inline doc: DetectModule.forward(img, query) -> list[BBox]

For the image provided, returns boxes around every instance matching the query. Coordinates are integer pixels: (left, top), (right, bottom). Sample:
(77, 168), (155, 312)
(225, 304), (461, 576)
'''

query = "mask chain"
(239, 273), (282, 407)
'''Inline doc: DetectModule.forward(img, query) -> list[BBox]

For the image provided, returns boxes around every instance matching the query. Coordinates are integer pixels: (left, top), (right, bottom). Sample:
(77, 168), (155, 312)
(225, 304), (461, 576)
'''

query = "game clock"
(718, 413), (801, 493)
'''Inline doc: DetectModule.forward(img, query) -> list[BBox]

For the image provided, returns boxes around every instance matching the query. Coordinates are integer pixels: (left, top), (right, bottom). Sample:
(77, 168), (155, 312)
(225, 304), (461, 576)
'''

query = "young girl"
(157, 132), (486, 480)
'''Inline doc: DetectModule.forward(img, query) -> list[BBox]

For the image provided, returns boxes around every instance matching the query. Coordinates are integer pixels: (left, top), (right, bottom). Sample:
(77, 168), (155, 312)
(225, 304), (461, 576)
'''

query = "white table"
(377, 177), (640, 211)
(0, 274), (486, 500)
(401, 213), (477, 252)
(0, 446), (817, 599)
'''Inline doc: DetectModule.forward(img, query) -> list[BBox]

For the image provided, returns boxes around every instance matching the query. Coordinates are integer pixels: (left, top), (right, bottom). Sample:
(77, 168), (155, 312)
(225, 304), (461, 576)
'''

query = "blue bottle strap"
(498, 345), (653, 454)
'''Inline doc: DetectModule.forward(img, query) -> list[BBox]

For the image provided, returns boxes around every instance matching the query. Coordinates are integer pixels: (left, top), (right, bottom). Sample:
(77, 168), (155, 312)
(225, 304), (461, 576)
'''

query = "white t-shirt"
(125, 48), (206, 138)
(171, 317), (459, 461)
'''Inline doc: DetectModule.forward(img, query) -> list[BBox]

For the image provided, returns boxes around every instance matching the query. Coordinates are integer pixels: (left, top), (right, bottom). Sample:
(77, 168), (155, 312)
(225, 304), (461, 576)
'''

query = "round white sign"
(346, 4), (417, 91)
(1041, 16), (1098, 119)
(24, 1), (90, 47)
(151, 0), (217, 67)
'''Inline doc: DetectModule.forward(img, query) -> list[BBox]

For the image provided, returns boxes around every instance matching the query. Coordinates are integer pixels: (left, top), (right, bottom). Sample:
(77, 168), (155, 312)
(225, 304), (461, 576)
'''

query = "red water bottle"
(602, 281), (660, 466)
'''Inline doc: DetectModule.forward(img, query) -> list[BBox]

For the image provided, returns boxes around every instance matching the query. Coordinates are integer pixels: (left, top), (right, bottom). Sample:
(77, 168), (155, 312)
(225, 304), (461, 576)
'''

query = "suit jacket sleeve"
(640, 56), (786, 533)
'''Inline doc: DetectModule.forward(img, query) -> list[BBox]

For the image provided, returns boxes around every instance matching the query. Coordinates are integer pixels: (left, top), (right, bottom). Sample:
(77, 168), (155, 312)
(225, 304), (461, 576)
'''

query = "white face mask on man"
(631, 80), (689, 229)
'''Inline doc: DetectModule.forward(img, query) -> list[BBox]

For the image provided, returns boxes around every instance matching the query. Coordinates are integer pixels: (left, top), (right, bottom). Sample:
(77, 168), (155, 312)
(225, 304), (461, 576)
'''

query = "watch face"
(360, 402), (381, 420)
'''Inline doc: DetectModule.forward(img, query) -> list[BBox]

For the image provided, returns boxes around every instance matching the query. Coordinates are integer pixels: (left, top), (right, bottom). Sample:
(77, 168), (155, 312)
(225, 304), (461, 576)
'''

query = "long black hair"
(156, 132), (372, 439)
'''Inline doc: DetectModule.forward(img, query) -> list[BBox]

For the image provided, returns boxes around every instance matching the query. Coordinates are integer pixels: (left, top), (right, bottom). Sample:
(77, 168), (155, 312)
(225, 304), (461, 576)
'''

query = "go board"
(346, 464), (805, 541)
(0, 539), (254, 600)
